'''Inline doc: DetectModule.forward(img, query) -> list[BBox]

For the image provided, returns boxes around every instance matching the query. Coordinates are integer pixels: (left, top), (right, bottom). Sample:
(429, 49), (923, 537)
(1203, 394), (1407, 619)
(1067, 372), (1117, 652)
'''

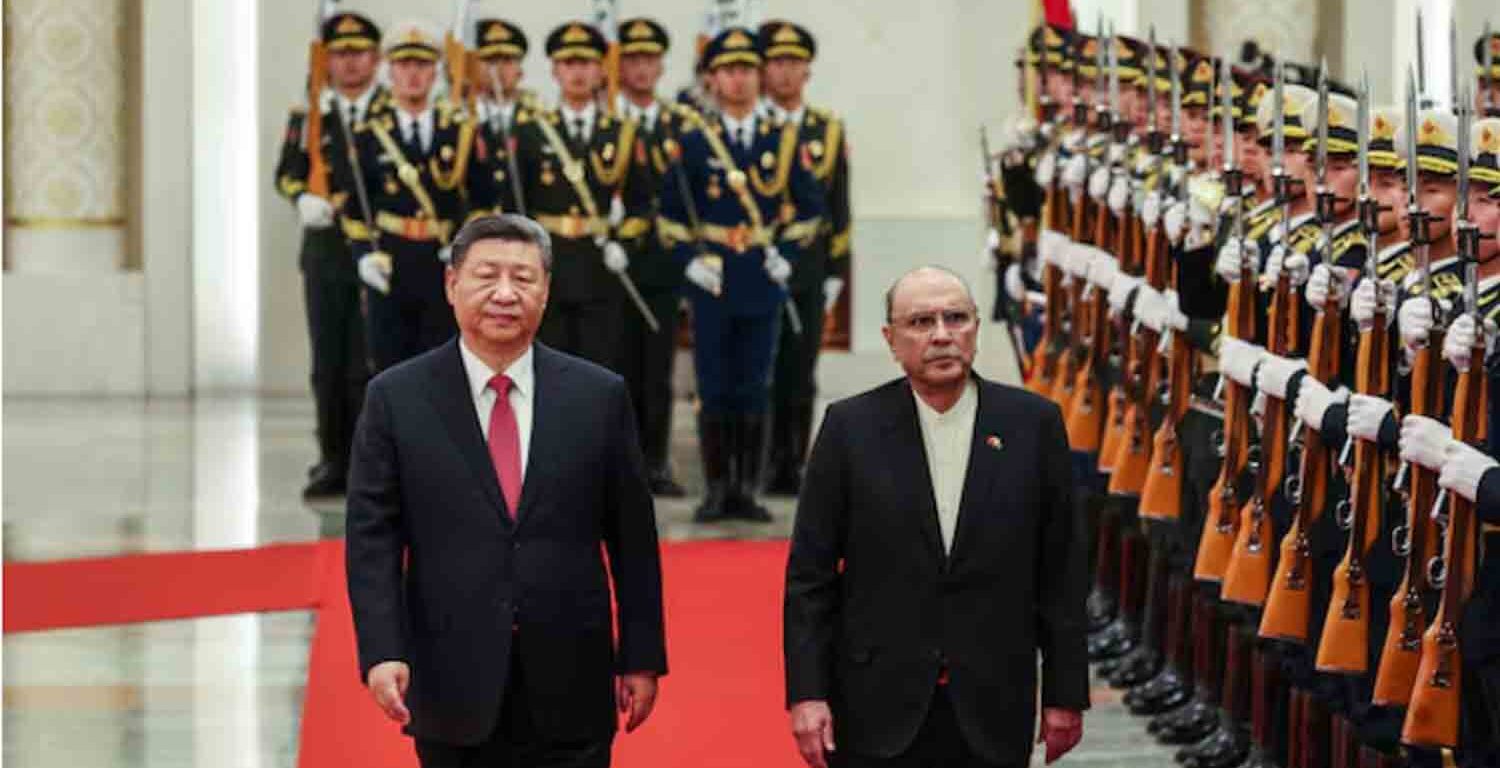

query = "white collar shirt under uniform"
(558, 101), (597, 143)
(396, 107), (435, 153)
(479, 97), (518, 134)
(332, 84), (377, 127)
(459, 340), (535, 478)
(720, 112), (758, 151)
(912, 379), (979, 555)
(618, 96), (660, 133)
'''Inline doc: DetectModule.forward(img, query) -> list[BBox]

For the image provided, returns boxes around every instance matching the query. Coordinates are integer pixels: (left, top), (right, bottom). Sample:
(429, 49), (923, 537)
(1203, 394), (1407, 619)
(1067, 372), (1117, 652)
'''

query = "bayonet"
(1417, 8), (1428, 103)
(1169, 42), (1185, 177)
(1094, 15), (1109, 128)
(1486, 22), (1495, 114)
(1147, 27), (1161, 151)
(1315, 57), (1335, 261)
(1457, 87), (1481, 317)
(1407, 67), (1434, 303)
(1450, 17), (1459, 112)
(1221, 55), (1235, 176)
(1357, 68), (1379, 269)
(1108, 24), (1122, 126)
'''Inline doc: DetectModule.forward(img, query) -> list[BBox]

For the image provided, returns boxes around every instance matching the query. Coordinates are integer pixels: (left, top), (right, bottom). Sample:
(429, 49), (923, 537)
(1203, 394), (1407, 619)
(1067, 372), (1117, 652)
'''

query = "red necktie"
(487, 374), (523, 518)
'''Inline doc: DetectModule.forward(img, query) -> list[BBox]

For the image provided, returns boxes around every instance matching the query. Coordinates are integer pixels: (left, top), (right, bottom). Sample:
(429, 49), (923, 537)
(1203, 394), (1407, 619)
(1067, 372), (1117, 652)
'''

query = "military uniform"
(465, 18), (535, 218)
(508, 22), (654, 370)
(272, 12), (385, 497)
(755, 21), (854, 496)
(609, 18), (692, 496)
(658, 27), (825, 523)
(349, 24), (473, 371)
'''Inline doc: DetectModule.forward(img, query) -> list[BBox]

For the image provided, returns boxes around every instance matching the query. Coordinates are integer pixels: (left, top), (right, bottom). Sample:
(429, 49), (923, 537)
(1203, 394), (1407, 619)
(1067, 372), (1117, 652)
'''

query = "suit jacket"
(347, 340), (668, 746)
(784, 375), (1090, 763)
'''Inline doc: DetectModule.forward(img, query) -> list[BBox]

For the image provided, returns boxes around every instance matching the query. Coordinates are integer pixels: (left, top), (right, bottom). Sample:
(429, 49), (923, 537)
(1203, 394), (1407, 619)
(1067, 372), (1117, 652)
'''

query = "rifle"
(444, 0), (476, 114)
(1223, 59), (1295, 607)
(1143, 48), (1220, 520)
(983, 124), (1031, 377)
(1067, 27), (1123, 452)
(1404, 86), (1487, 748)
(591, 0), (621, 116)
(1109, 40), (1180, 496)
(1374, 68), (1445, 704)
(304, 1), (334, 199)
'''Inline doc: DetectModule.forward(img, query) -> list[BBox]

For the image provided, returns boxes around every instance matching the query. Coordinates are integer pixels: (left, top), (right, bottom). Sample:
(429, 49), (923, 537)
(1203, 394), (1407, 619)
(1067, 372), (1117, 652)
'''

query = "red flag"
(1043, 0), (1074, 30)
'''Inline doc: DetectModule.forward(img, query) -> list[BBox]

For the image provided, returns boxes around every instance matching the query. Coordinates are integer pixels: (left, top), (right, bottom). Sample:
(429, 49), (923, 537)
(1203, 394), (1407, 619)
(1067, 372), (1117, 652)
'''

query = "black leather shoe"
(307, 460), (330, 481)
(1108, 647), (1162, 689)
(1087, 588), (1118, 632)
(1088, 618), (1137, 662)
(302, 471), (345, 499)
(1152, 700), (1220, 744)
(1177, 726), (1244, 767)
(762, 461), (802, 496)
(1125, 666), (1187, 712)
(1129, 674), (1192, 716)
(694, 482), (729, 523)
(648, 468), (687, 497)
(1237, 747), (1279, 768)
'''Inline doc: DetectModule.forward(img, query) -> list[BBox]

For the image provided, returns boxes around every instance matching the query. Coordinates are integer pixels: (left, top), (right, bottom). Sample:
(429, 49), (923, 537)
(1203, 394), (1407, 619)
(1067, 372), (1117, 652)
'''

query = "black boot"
(735, 413), (772, 522)
(763, 407), (798, 496)
(303, 462), (346, 499)
(693, 412), (729, 523)
(648, 466), (687, 497)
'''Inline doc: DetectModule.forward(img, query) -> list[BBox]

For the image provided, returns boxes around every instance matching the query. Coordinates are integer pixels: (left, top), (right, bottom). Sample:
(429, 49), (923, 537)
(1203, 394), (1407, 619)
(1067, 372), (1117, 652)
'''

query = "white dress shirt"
(478, 97), (518, 134)
(913, 380), (979, 555)
(396, 107), (434, 153)
(617, 95), (660, 132)
(764, 99), (806, 127)
(332, 84), (378, 127)
(721, 112), (758, 151)
(558, 101), (597, 143)
(459, 340), (535, 478)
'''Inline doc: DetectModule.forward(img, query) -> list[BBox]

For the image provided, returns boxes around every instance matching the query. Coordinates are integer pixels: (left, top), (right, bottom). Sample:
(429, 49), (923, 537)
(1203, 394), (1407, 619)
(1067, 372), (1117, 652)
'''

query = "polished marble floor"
(3, 334), (1172, 766)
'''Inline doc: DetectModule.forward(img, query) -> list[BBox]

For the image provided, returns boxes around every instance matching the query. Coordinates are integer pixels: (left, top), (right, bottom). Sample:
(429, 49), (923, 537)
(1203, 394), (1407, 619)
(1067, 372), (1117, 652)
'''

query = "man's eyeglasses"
(893, 309), (976, 333)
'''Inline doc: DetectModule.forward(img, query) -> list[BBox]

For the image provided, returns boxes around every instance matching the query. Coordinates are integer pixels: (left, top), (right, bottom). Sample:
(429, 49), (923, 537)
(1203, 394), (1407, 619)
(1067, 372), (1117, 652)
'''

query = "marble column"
(4, 0), (129, 273)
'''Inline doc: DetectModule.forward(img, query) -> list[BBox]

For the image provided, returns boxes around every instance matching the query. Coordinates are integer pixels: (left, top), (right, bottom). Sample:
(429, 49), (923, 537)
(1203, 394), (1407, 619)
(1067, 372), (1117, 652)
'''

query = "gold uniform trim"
(829, 228), (851, 258)
(749, 121), (801, 198)
(340, 217), (373, 241)
(616, 216), (651, 240)
(591, 119), (639, 187)
(779, 216), (823, 244)
(429, 120), (477, 192)
(700, 222), (771, 252)
(811, 114), (843, 182)
(656, 216), (693, 248)
(534, 213), (609, 240)
(374, 211), (453, 242)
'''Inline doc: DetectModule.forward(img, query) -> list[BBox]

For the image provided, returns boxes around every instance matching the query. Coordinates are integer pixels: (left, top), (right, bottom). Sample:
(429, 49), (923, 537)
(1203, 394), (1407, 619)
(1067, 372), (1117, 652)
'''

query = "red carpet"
(5, 539), (802, 768)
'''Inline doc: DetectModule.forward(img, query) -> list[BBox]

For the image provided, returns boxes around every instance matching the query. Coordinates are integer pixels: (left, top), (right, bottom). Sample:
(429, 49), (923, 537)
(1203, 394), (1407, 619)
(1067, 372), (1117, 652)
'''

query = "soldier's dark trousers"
(616, 287), (681, 474)
(365, 238), (455, 371)
(691, 296), (779, 414)
(539, 297), (623, 372)
(769, 285), (826, 477)
(301, 228), (368, 478)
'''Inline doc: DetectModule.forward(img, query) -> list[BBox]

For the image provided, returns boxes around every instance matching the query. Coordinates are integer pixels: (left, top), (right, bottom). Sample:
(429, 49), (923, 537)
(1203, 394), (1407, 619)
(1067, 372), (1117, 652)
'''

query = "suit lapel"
(425, 341), (507, 518)
(513, 344), (563, 526)
(949, 379), (1007, 564)
(883, 382), (945, 561)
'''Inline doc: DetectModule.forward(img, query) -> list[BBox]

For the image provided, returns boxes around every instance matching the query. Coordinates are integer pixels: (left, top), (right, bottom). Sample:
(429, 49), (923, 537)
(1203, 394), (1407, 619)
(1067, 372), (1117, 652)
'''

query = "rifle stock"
(1195, 252), (1257, 581)
(1109, 219), (1170, 495)
(305, 40), (330, 198)
(1402, 340), (1486, 748)
(1262, 297), (1341, 642)
(1223, 271), (1295, 606)
(1140, 267), (1192, 520)
(1374, 340), (1441, 704)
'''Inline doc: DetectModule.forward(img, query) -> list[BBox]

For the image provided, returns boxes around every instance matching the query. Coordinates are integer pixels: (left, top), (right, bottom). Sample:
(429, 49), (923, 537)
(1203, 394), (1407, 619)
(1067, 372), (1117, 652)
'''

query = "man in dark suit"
(347, 214), (668, 768)
(784, 267), (1089, 768)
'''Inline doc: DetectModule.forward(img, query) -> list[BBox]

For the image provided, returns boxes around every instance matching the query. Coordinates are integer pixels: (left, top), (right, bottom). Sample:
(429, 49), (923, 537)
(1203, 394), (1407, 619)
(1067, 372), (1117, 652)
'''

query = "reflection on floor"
(3, 387), (1172, 766)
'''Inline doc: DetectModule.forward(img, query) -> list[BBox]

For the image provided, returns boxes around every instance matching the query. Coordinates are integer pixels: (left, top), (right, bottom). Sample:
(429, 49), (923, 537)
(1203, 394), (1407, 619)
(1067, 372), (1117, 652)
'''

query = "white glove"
(1107, 141), (1127, 165)
(1063, 243), (1094, 279)
(608, 194), (626, 228)
(1349, 278), (1394, 329)
(1039, 229), (1069, 267)
(1163, 199), (1188, 243)
(1397, 296), (1438, 352)
(1108, 273), (1142, 316)
(1346, 394), (1394, 442)
(1305, 264), (1352, 310)
(1294, 378), (1349, 433)
(823, 277), (844, 313)
(1088, 165), (1111, 200)
(1035, 150), (1057, 187)
(763, 245), (792, 283)
(685, 256), (723, 295)
(1161, 289), (1189, 331)
(297, 193), (336, 228)
(602, 240), (630, 274)
(438, 245), (453, 264)
(1108, 173), (1131, 214)
(1086, 252), (1119, 291)
(1004, 263), (1026, 302)
(357, 252), (392, 295)
(1141, 191), (1163, 229)
(1266, 245), (1310, 287)
(1441, 313), (1496, 372)
(985, 227), (1001, 253)
(1215, 237), (1257, 283)
(1399, 414), (1453, 471)
(1133, 286), (1167, 331)
(1439, 440), (1499, 502)
(1255, 353), (1308, 399)
(1220, 337), (1267, 387)
(1061, 152), (1088, 190)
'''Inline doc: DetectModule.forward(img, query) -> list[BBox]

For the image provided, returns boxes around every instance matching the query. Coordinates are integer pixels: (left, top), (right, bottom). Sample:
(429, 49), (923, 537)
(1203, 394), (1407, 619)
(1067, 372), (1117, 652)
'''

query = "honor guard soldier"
(658, 27), (825, 523)
(612, 17), (693, 496)
(274, 10), (388, 498)
(349, 22), (474, 370)
(466, 18), (532, 217)
(508, 22), (654, 369)
(754, 20), (851, 496)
